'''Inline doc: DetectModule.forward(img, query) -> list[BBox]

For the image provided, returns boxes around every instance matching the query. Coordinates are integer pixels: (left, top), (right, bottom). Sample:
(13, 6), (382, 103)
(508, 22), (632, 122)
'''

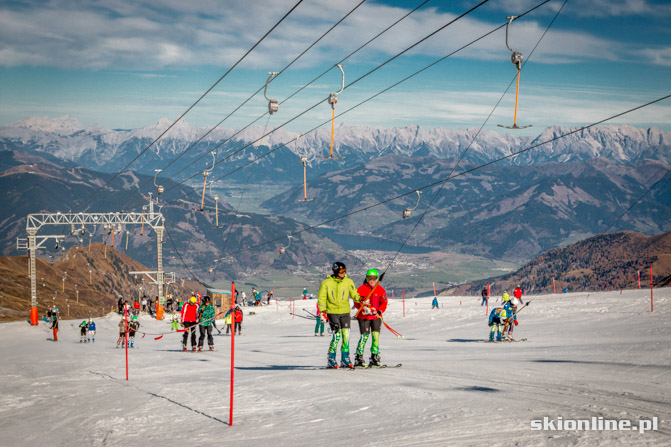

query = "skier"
(502, 290), (510, 303)
(240, 291), (247, 307)
(79, 320), (89, 343)
(314, 302), (325, 337)
(354, 269), (388, 367)
(117, 297), (124, 314)
(50, 309), (59, 341)
(317, 261), (362, 368)
(432, 297), (439, 309)
(502, 298), (520, 340)
(170, 313), (179, 331)
(128, 315), (140, 348)
(197, 296), (216, 351)
(513, 285), (524, 305)
(481, 288), (488, 306)
(224, 309), (232, 335)
(488, 306), (508, 342)
(234, 306), (243, 335)
(116, 317), (127, 348)
(303, 287), (308, 300)
(87, 319), (96, 343)
(181, 296), (199, 351)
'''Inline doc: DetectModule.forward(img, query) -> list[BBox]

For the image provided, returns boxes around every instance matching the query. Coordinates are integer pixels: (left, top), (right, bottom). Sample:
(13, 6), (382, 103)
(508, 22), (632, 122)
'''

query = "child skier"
(354, 269), (388, 367)
(79, 320), (89, 343)
(87, 319), (96, 343)
(116, 317), (127, 348)
(50, 310), (59, 341)
(171, 313), (179, 331)
(314, 302), (325, 336)
(128, 315), (140, 348)
(503, 298), (520, 340)
(488, 307), (508, 342)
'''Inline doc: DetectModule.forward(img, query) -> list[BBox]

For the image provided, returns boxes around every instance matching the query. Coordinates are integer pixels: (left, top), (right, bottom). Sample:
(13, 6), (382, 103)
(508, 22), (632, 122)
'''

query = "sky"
(1, 0), (670, 136)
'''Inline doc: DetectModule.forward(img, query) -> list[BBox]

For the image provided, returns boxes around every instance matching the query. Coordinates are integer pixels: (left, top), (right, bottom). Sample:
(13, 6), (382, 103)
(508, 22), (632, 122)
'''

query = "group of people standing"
(317, 262), (388, 369)
(488, 286), (525, 341)
(178, 295), (243, 352)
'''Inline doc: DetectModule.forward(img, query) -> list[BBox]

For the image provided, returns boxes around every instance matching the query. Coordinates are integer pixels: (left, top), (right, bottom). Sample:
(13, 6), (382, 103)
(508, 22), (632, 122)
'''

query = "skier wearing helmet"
(353, 268), (388, 367)
(79, 320), (89, 343)
(513, 285), (524, 305)
(181, 296), (200, 351)
(128, 315), (140, 348)
(317, 261), (362, 368)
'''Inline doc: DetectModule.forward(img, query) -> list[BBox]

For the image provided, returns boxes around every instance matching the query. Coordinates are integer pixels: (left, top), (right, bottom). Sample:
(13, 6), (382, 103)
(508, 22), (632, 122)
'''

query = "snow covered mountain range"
(1, 116), (670, 181)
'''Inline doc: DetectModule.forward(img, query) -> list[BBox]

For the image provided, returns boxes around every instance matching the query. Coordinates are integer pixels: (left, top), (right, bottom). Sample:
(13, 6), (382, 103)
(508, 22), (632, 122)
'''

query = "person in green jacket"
(197, 296), (216, 351)
(317, 261), (362, 368)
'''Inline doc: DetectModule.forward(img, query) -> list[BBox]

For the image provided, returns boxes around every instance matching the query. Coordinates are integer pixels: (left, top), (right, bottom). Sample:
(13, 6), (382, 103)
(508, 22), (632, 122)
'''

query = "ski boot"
(192, 347), (197, 352)
(182, 344), (188, 352)
(198, 346), (203, 352)
(340, 354), (353, 369)
(327, 351), (338, 369)
(354, 354), (367, 368)
(369, 354), (382, 367)
(209, 346), (214, 351)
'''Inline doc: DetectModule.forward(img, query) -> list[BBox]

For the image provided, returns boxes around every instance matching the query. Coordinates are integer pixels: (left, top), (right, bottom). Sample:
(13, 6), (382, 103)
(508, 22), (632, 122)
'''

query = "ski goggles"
(337, 268), (347, 274)
(366, 276), (378, 281)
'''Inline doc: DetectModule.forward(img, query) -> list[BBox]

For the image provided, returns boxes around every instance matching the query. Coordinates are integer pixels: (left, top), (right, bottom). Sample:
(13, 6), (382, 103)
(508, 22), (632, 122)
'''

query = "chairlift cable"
(76, 0), (306, 212)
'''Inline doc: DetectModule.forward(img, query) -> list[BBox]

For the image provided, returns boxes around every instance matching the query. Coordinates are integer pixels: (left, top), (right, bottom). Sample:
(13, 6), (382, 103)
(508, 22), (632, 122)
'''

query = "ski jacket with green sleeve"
(318, 274), (361, 314)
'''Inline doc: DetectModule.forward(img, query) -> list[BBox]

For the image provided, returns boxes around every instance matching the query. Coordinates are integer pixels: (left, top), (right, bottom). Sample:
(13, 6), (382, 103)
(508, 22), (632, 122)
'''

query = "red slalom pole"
(402, 289), (405, 318)
(553, 278), (556, 294)
(433, 282), (437, 298)
(124, 303), (129, 381)
(650, 266), (654, 313)
(230, 281), (236, 426)
(638, 271), (641, 289)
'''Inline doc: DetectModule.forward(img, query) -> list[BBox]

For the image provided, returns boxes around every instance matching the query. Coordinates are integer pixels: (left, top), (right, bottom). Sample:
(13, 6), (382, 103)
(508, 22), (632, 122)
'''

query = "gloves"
(488, 322), (493, 327)
(320, 314), (328, 322)
(514, 320), (518, 326)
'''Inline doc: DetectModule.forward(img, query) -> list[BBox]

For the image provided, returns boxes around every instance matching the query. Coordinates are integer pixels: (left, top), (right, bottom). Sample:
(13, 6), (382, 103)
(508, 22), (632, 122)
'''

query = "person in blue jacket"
(502, 299), (519, 340)
(87, 319), (96, 343)
(432, 297), (439, 309)
(488, 307), (507, 341)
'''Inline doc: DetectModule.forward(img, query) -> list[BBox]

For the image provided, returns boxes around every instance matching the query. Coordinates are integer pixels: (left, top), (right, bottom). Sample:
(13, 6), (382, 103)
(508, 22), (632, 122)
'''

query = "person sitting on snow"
(488, 307), (508, 342)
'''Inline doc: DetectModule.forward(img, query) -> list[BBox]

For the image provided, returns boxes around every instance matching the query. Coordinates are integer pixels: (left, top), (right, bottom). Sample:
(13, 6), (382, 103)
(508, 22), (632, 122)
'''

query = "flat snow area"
(1, 289), (670, 447)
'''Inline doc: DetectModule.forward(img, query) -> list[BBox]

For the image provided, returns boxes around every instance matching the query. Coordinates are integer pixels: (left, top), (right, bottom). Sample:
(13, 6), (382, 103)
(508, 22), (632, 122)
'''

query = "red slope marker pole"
(124, 303), (129, 381)
(638, 271), (641, 289)
(230, 281), (236, 426)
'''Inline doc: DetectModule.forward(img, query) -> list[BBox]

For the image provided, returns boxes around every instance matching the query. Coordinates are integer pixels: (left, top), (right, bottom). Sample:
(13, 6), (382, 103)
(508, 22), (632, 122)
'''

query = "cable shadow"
(454, 386), (500, 393)
(235, 365), (322, 371)
(88, 370), (229, 426)
(446, 339), (485, 343)
(534, 359), (670, 369)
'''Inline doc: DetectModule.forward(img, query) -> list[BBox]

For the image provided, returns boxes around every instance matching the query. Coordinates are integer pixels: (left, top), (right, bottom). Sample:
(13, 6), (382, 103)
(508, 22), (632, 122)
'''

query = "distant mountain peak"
(5, 115), (85, 136)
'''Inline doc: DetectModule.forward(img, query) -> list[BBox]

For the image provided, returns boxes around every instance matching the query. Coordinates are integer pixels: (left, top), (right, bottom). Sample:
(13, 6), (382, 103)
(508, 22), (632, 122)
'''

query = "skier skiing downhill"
(317, 261), (362, 368)
(354, 269), (388, 367)
(181, 296), (199, 351)
(488, 307), (508, 341)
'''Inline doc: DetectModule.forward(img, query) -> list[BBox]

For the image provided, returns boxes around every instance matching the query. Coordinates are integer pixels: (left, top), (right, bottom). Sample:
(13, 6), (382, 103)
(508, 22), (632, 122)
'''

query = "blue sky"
(1, 0), (670, 135)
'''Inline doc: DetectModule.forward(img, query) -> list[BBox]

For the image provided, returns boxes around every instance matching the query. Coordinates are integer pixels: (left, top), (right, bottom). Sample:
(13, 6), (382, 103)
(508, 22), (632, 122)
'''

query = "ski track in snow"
(0, 290), (670, 446)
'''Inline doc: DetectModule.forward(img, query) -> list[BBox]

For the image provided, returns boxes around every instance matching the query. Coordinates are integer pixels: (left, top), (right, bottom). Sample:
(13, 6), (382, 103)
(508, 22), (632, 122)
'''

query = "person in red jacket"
(233, 306), (243, 335)
(181, 296), (200, 352)
(353, 268), (388, 367)
(513, 285), (524, 305)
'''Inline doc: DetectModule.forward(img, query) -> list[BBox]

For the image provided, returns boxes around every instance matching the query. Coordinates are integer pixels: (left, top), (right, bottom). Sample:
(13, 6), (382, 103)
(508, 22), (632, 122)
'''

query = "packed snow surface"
(1, 289), (670, 446)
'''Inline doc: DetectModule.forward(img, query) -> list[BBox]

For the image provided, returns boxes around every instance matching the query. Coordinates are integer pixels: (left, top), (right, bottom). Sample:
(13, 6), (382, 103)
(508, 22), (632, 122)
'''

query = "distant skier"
(128, 315), (140, 348)
(303, 287), (308, 300)
(171, 313), (179, 331)
(488, 307), (508, 342)
(317, 261), (362, 368)
(354, 269), (387, 367)
(197, 296), (215, 351)
(502, 290), (510, 303)
(513, 285), (524, 305)
(79, 320), (89, 343)
(181, 296), (199, 351)
(314, 302), (325, 337)
(234, 306), (243, 335)
(117, 297), (124, 314)
(481, 288), (488, 306)
(432, 297), (439, 309)
(50, 309), (59, 341)
(116, 317), (127, 348)
(224, 309), (232, 335)
(87, 319), (96, 343)
(241, 292), (247, 307)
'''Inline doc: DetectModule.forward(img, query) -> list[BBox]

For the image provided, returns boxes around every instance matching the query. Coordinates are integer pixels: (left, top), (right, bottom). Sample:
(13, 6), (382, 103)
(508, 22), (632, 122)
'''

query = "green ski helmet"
(365, 269), (379, 279)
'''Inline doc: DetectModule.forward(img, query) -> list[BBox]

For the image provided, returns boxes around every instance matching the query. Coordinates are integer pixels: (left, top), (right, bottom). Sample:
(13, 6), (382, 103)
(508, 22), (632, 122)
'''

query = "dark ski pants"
(234, 322), (242, 334)
(182, 321), (198, 347)
(198, 325), (214, 348)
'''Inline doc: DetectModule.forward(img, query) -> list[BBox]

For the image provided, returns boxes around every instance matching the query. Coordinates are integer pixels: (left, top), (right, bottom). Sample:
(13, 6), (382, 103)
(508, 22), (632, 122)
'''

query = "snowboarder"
(488, 307), (508, 341)
(481, 288), (488, 306)
(128, 315), (140, 348)
(354, 269), (388, 367)
(87, 319), (96, 343)
(317, 261), (362, 368)
(79, 320), (89, 343)
(432, 297), (439, 309)
(513, 285), (524, 305)
(314, 302), (325, 337)
(181, 296), (199, 351)
(197, 296), (215, 351)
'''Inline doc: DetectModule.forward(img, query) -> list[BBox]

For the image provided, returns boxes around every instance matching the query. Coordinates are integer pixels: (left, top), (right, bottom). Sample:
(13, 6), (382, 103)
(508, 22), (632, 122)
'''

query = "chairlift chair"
(264, 72), (280, 115)
(319, 65), (346, 159)
(497, 16), (531, 130)
(279, 235), (292, 255)
(200, 151), (216, 211)
(402, 190), (422, 219)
